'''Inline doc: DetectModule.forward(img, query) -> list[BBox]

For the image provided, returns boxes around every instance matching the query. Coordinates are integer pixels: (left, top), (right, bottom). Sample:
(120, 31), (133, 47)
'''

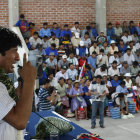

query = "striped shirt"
(38, 88), (51, 111)
(0, 82), (17, 140)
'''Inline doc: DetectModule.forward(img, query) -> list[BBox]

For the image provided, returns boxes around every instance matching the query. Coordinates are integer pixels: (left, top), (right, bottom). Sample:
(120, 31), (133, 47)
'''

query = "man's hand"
(20, 54), (37, 82)
(94, 92), (99, 95)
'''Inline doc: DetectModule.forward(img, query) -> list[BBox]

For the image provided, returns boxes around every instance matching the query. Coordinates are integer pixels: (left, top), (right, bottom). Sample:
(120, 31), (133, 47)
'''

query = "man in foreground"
(0, 27), (37, 140)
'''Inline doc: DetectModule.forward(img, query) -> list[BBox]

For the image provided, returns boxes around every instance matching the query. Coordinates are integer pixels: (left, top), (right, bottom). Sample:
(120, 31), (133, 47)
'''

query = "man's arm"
(4, 54), (37, 130)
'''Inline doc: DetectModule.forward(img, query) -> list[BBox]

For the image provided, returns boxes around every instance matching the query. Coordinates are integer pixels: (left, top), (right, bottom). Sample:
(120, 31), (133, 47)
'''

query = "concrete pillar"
(95, 0), (106, 35)
(8, 0), (19, 28)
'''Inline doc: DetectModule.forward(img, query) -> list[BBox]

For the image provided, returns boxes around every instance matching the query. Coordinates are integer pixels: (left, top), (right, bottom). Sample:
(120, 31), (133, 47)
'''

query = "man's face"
(124, 33), (128, 37)
(123, 22), (127, 26)
(63, 58), (67, 62)
(75, 24), (79, 28)
(118, 52), (122, 57)
(111, 43), (115, 47)
(53, 24), (57, 29)
(49, 74), (53, 80)
(50, 55), (54, 59)
(114, 53), (118, 58)
(127, 50), (131, 55)
(130, 23), (134, 27)
(92, 54), (96, 58)
(93, 43), (97, 47)
(43, 25), (48, 29)
(114, 76), (118, 81)
(61, 69), (66, 74)
(103, 76), (107, 81)
(100, 32), (104, 36)
(0, 48), (19, 73)
(59, 45), (64, 50)
(120, 41), (124, 45)
(70, 53), (74, 58)
(86, 80), (90, 86)
(45, 82), (50, 89)
(91, 23), (96, 28)
(64, 26), (68, 30)
(121, 84), (125, 88)
(43, 38), (48, 42)
(113, 63), (117, 68)
(20, 18), (24, 21)
(68, 79), (72, 85)
(33, 34), (38, 40)
(124, 63), (128, 68)
(70, 64), (74, 70)
(84, 34), (89, 39)
(52, 35), (56, 39)
(108, 25), (112, 28)
(51, 46), (55, 50)
(103, 42), (107, 47)
(96, 78), (101, 84)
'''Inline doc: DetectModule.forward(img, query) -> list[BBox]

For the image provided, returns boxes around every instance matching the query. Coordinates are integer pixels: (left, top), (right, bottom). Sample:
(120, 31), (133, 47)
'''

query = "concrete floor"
(69, 113), (140, 140)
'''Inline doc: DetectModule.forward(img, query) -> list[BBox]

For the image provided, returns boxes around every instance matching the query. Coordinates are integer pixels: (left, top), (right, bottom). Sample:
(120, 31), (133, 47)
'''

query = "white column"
(8, 0), (19, 29)
(95, 0), (106, 35)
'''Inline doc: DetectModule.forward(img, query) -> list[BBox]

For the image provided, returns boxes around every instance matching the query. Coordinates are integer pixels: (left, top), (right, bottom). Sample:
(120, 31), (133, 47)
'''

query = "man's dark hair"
(64, 24), (68, 27)
(51, 43), (56, 48)
(75, 22), (79, 25)
(100, 49), (104, 53)
(33, 31), (39, 35)
(51, 32), (56, 36)
(134, 31), (138, 35)
(53, 22), (57, 25)
(126, 48), (131, 51)
(119, 39), (124, 42)
(118, 50), (122, 53)
(24, 37), (29, 40)
(112, 60), (117, 64)
(20, 14), (25, 19)
(124, 31), (129, 34)
(86, 26), (91, 30)
(69, 63), (73, 67)
(96, 75), (102, 79)
(129, 21), (134, 24)
(101, 64), (107, 71)
(114, 74), (118, 77)
(114, 51), (118, 54)
(43, 35), (48, 39)
(67, 78), (72, 81)
(85, 65), (90, 69)
(120, 81), (126, 86)
(91, 22), (96, 25)
(85, 32), (89, 36)
(42, 79), (50, 85)
(48, 71), (54, 77)
(92, 51), (97, 55)
(118, 93), (124, 98)
(43, 22), (48, 26)
(0, 27), (22, 56)
(133, 61), (138, 66)
(108, 22), (112, 26)
(92, 41), (97, 45)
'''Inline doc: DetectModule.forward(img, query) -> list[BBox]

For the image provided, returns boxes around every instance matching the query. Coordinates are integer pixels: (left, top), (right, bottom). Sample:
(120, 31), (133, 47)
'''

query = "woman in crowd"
(56, 77), (69, 108)
(118, 39), (127, 55)
(69, 80), (88, 120)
